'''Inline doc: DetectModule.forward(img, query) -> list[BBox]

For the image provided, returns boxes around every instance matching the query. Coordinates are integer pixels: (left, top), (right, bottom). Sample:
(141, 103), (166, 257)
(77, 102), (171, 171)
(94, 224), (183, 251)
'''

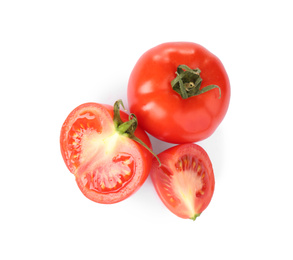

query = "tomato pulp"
(60, 101), (154, 204)
(150, 143), (215, 220)
(128, 42), (230, 143)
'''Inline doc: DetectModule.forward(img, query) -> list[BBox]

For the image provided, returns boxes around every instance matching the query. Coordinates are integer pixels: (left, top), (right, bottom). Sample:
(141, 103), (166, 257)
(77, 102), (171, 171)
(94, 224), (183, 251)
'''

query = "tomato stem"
(113, 100), (161, 166)
(190, 213), (201, 221)
(171, 65), (221, 99)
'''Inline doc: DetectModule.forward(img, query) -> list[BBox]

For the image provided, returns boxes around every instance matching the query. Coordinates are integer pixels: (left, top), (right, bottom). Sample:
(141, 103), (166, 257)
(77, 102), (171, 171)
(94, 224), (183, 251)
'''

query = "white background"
(1, 0), (292, 259)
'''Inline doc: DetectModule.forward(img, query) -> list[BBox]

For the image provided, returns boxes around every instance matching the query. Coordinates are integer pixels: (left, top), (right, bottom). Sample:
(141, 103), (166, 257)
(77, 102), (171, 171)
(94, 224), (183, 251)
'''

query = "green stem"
(190, 213), (201, 221)
(116, 114), (137, 135)
(171, 65), (221, 99)
(113, 99), (125, 129)
(113, 100), (161, 166)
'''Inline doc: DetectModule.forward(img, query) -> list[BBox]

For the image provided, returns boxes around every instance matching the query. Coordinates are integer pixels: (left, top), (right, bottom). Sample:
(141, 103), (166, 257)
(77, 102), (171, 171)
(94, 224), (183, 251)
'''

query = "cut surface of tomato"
(60, 101), (153, 204)
(150, 143), (215, 220)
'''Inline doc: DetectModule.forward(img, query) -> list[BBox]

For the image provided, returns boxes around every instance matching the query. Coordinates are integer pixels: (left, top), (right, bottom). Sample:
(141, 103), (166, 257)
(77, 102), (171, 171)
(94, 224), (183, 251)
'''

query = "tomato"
(127, 42), (230, 143)
(150, 143), (215, 220)
(60, 100), (155, 204)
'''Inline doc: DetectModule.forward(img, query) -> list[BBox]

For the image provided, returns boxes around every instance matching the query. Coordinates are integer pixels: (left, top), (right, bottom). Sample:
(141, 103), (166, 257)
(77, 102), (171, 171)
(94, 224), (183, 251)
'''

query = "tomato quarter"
(150, 143), (215, 220)
(60, 100), (155, 204)
(128, 42), (230, 143)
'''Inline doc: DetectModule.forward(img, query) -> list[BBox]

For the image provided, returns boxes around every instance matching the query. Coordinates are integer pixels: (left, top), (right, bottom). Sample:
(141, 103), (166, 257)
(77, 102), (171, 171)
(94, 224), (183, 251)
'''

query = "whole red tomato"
(60, 100), (156, 204)
(150, 143), (215, 220)
(127, 42), (230, 143)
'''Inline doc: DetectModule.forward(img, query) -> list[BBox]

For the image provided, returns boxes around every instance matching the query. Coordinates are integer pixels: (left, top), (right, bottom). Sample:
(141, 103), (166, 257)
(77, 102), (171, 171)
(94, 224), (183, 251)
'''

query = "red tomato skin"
(127, 42), (230, 143)
(150, 143), (215, 220)
(60, 102), (153, 204)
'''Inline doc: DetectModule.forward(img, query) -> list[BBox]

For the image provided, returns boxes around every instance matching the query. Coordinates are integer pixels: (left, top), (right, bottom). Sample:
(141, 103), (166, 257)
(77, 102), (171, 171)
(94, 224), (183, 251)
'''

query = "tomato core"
(164, 155), (207, 215)
(174, 155), (208, 198)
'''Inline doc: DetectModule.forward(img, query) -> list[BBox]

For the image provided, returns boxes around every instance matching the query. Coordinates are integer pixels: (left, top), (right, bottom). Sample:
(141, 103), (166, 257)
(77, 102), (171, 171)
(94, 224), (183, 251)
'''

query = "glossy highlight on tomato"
(60, 101), (154, 204)
(150, 143), (215, 220)
(128, 42), (230, 144)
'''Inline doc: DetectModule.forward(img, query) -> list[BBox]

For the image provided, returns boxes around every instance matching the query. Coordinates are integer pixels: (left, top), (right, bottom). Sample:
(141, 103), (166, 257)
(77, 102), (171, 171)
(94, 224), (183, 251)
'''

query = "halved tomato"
(60, 100), (155, 204)
(150, 143), (215, 220)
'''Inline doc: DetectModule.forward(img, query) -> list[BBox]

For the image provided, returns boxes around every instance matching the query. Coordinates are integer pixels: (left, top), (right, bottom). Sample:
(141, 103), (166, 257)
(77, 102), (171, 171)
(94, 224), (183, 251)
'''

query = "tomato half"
(150, 143), (215, 220)
(127, 42), (230, 143)
(60, 100), (154, 204)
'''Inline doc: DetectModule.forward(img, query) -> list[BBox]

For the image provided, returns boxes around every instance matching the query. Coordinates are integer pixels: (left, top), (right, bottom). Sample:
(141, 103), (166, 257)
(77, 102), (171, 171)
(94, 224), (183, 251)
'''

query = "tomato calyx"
(171, 65), (221, 99)
(113, 100), (161, 166)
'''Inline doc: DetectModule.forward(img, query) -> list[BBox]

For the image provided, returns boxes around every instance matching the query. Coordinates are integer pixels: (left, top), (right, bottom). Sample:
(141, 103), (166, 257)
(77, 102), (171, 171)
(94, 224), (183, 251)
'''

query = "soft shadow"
(148, 134), (176, 155)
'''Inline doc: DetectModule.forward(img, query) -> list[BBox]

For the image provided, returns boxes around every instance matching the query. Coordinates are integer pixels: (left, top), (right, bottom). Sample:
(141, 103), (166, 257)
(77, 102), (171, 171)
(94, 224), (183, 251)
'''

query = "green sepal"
(171, 65), (221, 99)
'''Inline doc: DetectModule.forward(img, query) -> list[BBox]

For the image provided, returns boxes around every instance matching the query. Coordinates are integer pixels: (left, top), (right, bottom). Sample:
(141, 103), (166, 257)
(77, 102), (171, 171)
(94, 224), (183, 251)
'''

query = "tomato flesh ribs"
(151, 144), (215, 220)
(60, 102), (153, 204)
(79, 153), (134, 193)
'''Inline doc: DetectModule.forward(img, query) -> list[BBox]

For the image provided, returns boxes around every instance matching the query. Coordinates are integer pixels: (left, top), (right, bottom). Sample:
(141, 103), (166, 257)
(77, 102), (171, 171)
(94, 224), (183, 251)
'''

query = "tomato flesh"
(67, 111), (103, 171)
(60, 102), (153, 204)
(150, 144), (215, 220)
(78, 152), (134, 193)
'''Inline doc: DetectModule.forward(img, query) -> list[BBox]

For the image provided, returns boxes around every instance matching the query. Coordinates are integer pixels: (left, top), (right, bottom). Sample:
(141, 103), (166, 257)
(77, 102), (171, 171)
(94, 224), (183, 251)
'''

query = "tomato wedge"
(150, 143), (215, 220)
(60, 100), (155, 204)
